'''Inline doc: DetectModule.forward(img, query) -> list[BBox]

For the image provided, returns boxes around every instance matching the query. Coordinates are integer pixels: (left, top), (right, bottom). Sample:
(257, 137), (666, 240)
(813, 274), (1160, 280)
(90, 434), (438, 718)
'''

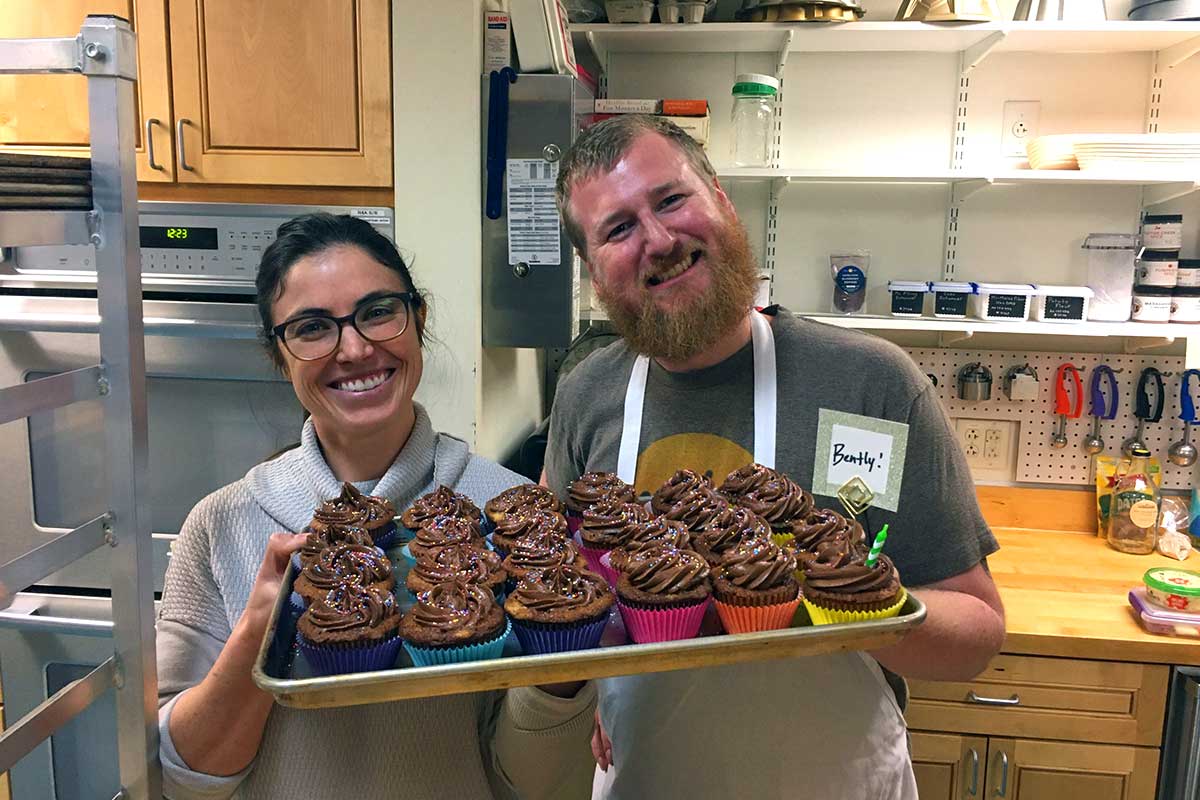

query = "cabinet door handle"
(177, 118), (194, 171)
(145, 118), (164, 170)
(966, 747), (979, 797)
(994, 751), (1009, 797)
(967, 690), (1021, 706)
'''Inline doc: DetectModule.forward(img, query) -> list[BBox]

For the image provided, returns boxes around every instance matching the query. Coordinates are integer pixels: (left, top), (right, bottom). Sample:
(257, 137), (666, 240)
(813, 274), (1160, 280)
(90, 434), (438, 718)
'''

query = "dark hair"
(255, 213), (425, 369)
(555, 114), (718, 258)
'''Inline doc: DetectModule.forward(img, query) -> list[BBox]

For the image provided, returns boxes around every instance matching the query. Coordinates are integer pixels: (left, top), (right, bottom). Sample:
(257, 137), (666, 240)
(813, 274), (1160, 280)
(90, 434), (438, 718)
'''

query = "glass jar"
(730, 73), (779, 168)
(1108, 447), (1160, 555)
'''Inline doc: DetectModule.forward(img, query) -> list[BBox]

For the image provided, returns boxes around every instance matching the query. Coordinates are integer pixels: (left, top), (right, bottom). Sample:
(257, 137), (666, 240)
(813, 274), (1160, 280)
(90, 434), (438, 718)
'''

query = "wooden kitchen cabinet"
(984, 738), (1159, 800)
(911, 732), (987, 800)
(166, 0), (392, 186)
(0, 0), (175, 182)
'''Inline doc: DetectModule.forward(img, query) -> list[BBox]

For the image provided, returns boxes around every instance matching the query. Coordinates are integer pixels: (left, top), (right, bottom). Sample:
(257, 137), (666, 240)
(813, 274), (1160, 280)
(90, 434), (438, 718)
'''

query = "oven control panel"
(7, 202), (395, 288)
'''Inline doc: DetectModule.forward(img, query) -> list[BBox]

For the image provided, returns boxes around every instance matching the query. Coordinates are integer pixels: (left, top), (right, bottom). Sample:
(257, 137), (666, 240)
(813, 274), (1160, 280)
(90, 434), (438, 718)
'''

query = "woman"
(156, 214), (594, 799)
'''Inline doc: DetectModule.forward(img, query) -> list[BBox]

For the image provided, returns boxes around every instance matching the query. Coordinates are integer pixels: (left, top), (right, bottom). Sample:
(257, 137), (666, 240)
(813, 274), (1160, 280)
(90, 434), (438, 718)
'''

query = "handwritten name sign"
(813, 410), (909, 512)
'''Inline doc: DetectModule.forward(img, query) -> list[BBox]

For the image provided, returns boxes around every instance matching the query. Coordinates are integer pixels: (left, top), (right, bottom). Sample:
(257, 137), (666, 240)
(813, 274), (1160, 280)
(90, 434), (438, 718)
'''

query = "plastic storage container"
(1128, 588), (1200, 636)
(1082, 233), (1138, 321)
(887, 281), (929, 317)
(1132, 285), (1173, 322)
(1171, 287), (1200, 322)
(659, 0), (708, 21)
(929, 281), (972, 319)
(1143, 567), (1200, 613)
(1141, 213), (1184, 251)
(605, 0), (654, 22)
(1032, 285), (1094, 323)
(1136, 249), (1180, 287)
(729, 73), (778, 168)
(968, 282), (1035, 322)
(1178, 258), (1200, 287)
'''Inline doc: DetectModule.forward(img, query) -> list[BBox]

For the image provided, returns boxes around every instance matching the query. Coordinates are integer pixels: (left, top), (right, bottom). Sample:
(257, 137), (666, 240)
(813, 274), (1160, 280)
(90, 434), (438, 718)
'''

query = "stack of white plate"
(1026, 133), (1200, 173)
(1027, 134), (1080, 170)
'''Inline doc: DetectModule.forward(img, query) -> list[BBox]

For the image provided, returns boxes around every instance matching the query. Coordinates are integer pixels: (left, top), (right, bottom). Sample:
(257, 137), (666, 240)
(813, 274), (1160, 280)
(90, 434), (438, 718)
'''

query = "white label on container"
(1129, 499), (1159, 528)
(1137, 257), (1178, 287)
(506, 159), (560, 266)
(349, 208), (392, 225)
(813, 410), (909, 513)
(1178, 270), (1200, 288)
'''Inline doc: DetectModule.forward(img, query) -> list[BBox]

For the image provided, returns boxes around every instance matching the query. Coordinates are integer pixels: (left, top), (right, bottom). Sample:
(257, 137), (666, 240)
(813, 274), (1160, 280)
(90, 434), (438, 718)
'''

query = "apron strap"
(617, 355), (650, 484)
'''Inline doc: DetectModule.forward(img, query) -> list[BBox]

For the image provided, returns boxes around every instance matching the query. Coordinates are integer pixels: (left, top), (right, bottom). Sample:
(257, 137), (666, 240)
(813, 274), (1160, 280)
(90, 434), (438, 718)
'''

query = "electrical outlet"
(955, 418), (1018, 481)
(1001, 100), (1041, 158)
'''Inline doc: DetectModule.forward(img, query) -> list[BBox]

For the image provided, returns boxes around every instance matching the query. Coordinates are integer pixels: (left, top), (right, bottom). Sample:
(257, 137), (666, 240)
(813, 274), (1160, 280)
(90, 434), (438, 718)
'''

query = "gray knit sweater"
(156, 405), (597, 800)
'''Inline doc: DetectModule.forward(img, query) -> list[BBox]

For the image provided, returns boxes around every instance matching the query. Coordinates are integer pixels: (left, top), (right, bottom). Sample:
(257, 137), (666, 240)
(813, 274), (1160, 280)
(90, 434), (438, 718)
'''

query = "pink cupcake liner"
(617, 597), (711, 644)
(596, 551), (621, 587)
(574, 534), (610, 575)
(713, 596), (802, 634)
(566, 514), (583, 535)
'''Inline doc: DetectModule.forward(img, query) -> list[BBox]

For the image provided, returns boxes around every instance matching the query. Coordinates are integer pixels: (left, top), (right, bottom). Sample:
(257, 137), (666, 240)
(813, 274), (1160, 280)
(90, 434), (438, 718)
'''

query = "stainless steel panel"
(0, 364), (103, 425)
(1158, 666), (1200, 800)
(0, 514), (110, 608)
(481, 74), (592, 348)
(0, 211), (91, 247)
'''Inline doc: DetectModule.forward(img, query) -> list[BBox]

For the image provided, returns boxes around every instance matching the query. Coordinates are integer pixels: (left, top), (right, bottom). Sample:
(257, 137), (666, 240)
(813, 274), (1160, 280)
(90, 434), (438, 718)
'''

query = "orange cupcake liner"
(713, 596), (803, 634)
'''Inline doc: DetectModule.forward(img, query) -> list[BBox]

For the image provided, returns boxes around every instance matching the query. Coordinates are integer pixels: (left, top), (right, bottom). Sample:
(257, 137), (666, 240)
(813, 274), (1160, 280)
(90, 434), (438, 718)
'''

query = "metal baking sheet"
(252, 560), (926, 710)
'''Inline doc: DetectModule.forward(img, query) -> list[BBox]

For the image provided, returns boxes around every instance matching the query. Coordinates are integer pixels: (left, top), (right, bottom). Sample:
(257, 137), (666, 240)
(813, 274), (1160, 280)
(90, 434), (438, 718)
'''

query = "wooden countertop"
(991, 527), (1200, 665)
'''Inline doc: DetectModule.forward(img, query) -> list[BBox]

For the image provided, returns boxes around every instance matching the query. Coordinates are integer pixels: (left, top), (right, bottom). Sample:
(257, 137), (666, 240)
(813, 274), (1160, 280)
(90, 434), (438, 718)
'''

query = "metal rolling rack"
(0, 16), (160, 800)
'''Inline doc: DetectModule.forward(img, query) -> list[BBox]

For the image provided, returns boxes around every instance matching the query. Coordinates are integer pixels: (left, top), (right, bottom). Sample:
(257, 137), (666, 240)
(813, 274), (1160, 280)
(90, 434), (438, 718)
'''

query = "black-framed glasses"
(270, 292), (419, 361)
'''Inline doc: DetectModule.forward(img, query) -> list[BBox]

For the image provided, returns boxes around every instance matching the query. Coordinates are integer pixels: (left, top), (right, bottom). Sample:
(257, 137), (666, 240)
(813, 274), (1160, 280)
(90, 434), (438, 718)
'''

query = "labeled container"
(968, 282), (1035, 322)
(1082, 233), (1138, 321)
(1128, 588), (1200, 636)
(605, 0), (654, 22)
(830, 251), (869, 314)
(1171, 287), (1200, 323)
(887, 280), (929, 317)
(1141, 213), (1184, 251)
(1032, 284), (1094, 323)
(1143, 567), (1200, 613)
(1108, 446), (1160, 554)
(1178, 258), (1200, 288)
(1137, 249), (1180, 287)
(929, 281), (972, 319)
(730, 73), (778, 168)
(1132, 285), (1173, 322)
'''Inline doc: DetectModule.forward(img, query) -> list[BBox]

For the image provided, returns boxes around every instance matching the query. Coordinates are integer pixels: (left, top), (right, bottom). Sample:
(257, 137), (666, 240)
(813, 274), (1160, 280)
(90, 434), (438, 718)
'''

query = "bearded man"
(541, 115), (1005, 799)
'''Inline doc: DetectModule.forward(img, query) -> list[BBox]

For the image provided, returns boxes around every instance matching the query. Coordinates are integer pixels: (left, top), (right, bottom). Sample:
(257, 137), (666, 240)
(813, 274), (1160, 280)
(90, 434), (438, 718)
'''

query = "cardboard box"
(666, 114), (710, 145)
(510, 0), (578, 77)
(661, 99), (708, 117)
(484, 11), (511, 73)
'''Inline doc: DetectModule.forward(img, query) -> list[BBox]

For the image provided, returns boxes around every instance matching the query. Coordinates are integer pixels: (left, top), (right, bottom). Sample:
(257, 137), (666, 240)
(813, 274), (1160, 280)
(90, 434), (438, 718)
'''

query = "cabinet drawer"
(905, 654), (1169, 746)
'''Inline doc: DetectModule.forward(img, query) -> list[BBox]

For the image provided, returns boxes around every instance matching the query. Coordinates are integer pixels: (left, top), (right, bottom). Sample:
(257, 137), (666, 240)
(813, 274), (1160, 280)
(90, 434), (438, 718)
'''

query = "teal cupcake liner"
(402, 620), (511, 667)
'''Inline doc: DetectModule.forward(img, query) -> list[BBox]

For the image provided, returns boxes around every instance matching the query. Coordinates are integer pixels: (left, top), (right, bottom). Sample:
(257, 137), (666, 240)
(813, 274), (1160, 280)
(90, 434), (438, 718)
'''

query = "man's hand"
(591, 710), (613, 771)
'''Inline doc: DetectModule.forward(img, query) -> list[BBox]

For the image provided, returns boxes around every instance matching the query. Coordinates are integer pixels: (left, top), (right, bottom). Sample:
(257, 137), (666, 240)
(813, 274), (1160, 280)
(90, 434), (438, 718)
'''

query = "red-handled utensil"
(1051, 362), (1083, 449)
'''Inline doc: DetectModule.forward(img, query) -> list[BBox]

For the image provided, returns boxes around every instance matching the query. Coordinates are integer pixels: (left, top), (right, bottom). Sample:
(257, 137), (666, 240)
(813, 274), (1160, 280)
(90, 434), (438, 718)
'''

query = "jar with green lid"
(1143, 567), (1200, 613)
(730, 73), (778, 168)
(1108, 445), (1160, 554)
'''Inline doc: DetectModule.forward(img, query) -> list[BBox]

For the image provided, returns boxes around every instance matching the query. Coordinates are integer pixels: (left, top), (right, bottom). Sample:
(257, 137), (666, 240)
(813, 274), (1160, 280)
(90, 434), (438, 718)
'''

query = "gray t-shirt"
(546, 307), (997, 587)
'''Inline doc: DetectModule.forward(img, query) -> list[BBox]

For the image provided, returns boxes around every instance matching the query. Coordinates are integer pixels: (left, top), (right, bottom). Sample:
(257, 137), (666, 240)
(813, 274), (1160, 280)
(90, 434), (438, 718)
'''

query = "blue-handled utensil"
(1123, 366), (1165, 457)
(1084, 364), (1118, 454)
(1168, 369), (1200, 467)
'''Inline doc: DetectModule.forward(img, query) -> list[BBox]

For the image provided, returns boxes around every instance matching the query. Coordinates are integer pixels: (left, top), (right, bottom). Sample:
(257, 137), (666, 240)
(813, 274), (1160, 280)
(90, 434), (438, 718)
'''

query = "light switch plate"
(1001, 100), (1041, 158)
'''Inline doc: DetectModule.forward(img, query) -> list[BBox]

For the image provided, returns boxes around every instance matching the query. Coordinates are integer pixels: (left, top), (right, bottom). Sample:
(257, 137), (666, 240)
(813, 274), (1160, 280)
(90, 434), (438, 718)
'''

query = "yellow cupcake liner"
(770, 532), (795, 548)
(802, 587), (907, 626)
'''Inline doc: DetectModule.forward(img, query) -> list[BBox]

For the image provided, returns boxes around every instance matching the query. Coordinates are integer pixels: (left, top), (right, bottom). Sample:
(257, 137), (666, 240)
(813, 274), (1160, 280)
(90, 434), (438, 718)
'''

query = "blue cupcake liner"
(296, 632), (403, 676)
(370, 522), (398, 551)
(290, 551), (303, 574)
(511, 615), (607, 655)
(287, 591), (307, 617)
(482, 515), (497, 536)
(402, 619), (511, 667)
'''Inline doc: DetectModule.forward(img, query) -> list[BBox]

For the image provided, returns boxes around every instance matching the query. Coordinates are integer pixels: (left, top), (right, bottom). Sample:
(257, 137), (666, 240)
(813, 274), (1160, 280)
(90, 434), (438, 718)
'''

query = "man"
(542, 115), (1005, 799)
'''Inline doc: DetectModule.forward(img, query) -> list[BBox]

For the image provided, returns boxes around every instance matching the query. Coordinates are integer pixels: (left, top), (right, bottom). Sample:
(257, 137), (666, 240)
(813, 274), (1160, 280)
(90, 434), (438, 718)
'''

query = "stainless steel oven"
(1158, 665), (1200, 800)
(0, 201), (393, 798)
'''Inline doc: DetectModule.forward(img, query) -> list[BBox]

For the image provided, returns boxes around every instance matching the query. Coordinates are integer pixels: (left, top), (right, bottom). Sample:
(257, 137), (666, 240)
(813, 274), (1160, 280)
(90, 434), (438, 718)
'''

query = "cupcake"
(293, 542), (395, 605)
(292, 525), (373, 573)
(399, 580), (510, 666)
(491, 508), (569, 558)
(502, 530), (587, 585)
(504, 564), (614, 654)
(577, 498), (651, 573)
(615, 545), (712, 643)
(296, 583), (403, 676)
(650, 469), (716, 516)
(349, 484), (399, 550)
(719, 463), (814, 535)
(788, 508), (866, 564)
(406, 516), (485, 562)
(712, 538), (802, 633)
(406, 542), (506, 598)
(693, 506), (771, 567)
(565, 472), (635, 532)
(484, 484), (565, 531)
(606, 517), (692, 576)
(800, 538), (905, 625)
(661, 490), (734, 534)
(308, 487), (368, 536)
(401, 485), (482, 538)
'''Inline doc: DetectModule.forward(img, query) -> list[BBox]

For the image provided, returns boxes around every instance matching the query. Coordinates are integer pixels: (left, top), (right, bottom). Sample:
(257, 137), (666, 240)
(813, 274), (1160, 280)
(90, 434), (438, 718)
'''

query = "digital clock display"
(139, 226), (219, 250)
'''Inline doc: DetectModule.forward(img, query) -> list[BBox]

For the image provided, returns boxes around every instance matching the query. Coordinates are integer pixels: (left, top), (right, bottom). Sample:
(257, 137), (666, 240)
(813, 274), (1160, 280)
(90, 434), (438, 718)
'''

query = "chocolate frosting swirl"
(311, 484), (369, 530)
(581, 498), (650, 545)
(485, 484), (565, 516)
(299, 525), (372, 567)
(511, 564), (607, 612)
(719, 538), (797, 590)
(412, 516), (482, 551)
(402, 485), (481, 529)
(409, 580), (493, 632)
(650, 469), (715, 515)
(505, 530), (580, 573)
(662, 491), (734, 532)
(412, 543), (502, 586)
(566, 472), (635, 513)
(625, 546), (710, 594)
(495, 508), (568, 540)
(790, 508), (865, 552)
(718, 463), (778, 498)
(725, 471), (813, 529)
(697, 506), (771, 558)
(304, 584), (398, 634)
(302, 542), (392, 593)
(623, 517), (692, 552)
(804, 546), (899, 597)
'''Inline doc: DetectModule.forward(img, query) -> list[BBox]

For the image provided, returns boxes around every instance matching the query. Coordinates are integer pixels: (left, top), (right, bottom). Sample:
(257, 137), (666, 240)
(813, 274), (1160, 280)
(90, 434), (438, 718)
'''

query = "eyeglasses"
(269, 292), (419, 361)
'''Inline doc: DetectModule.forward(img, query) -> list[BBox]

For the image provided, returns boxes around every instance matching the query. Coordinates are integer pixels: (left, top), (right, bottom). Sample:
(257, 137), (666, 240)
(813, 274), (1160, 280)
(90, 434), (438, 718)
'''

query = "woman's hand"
(241, 532), (306, 631)
(591, 710), (613, 771)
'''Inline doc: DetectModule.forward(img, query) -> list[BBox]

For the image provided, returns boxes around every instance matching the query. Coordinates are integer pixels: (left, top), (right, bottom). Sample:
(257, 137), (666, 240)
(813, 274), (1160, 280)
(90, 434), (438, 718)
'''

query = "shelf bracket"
(940, 329), (975, 347)
(775, 30), (795, 80)
(1124, 335), (1177, 354)
(1157, 35), (1200, 71)
(952, 177), (992, 204)
(1144, 182), (1200, 207)
(960, 31), (1006, 74)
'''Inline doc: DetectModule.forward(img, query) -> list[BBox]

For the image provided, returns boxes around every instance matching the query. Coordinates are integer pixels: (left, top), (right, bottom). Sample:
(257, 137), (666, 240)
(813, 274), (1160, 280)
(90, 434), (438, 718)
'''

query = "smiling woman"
(153, 214), (598, 800)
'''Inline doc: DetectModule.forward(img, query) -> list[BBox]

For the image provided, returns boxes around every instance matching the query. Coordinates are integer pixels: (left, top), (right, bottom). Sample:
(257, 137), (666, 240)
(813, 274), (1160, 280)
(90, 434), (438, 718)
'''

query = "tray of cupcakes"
(253, 465), (925, 709)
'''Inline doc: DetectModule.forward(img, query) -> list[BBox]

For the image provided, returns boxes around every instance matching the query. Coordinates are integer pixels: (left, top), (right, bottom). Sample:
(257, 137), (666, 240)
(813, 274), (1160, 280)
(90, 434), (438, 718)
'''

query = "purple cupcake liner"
(370, 523), (398, 551)
(597, 551), (620, 587)
(618, 597), (711, 644)
(296, 632), (403, 677)
(287, 591), (307, 617)
(402, 620), (511, 667)
(512, 615), (608, 654)
(290, 551), (303, 574)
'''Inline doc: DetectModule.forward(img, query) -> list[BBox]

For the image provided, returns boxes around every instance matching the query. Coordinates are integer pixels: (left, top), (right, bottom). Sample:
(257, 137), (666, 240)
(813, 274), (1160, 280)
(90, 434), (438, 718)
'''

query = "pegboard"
(906, 348), (1196, 490)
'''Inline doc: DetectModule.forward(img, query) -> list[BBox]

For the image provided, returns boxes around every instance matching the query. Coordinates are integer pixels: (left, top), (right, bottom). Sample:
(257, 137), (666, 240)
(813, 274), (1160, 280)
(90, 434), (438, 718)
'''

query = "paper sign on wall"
(506, 158), (560, 266)
(813, 409), (909, 512)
